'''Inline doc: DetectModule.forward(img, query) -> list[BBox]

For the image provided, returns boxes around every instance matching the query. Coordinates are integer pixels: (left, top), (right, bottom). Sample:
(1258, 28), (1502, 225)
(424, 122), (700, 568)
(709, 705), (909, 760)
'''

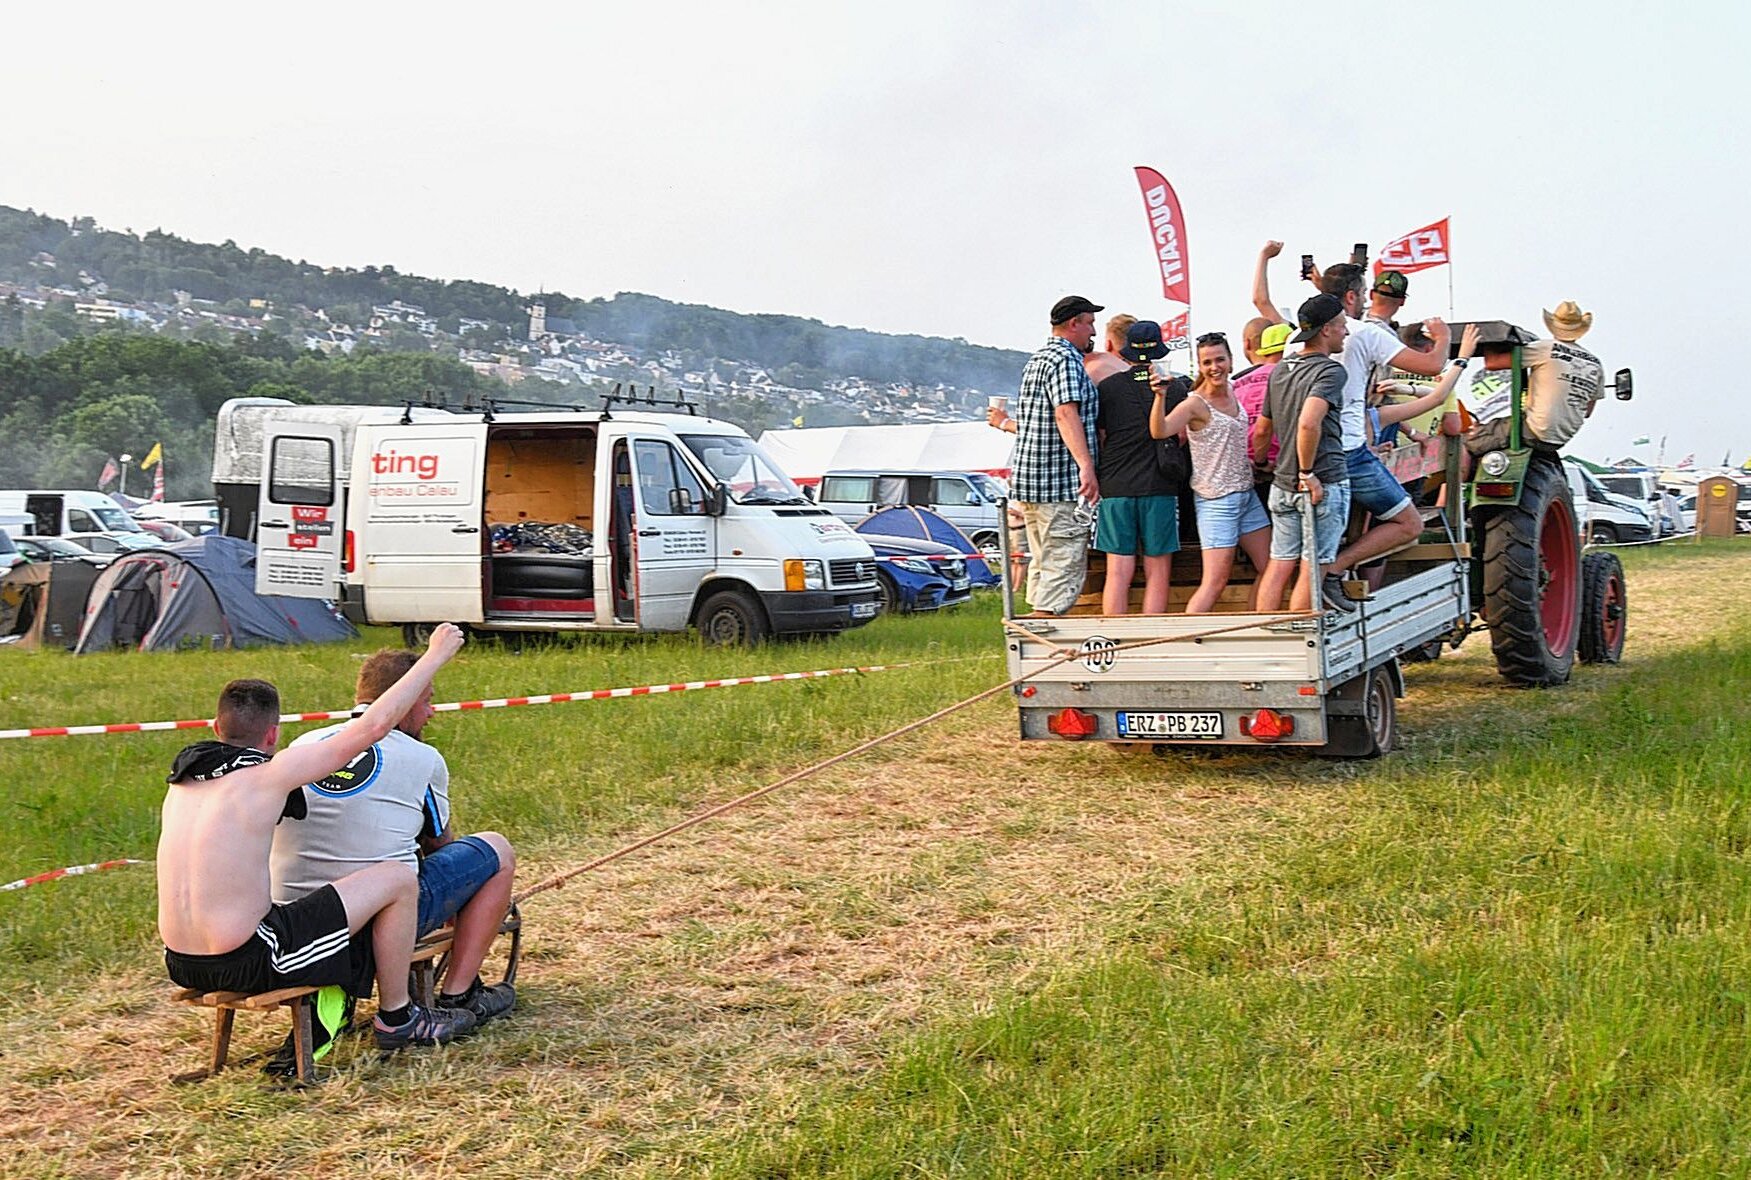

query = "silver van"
(813, 469), (1007, 551)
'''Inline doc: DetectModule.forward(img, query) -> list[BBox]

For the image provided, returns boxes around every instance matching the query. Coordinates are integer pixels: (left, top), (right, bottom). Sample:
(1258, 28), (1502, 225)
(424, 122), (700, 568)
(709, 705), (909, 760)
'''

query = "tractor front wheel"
(1578, 550), (1628, 664)
(1478, 456), (1581, 687)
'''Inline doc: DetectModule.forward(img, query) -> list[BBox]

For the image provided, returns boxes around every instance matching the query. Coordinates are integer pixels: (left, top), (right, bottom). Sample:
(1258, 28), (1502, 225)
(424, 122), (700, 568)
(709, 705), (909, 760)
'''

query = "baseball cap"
(1119, 320), (1164, 363)
(1290, 294), (1345, 343)
(1049, 295), (1105, 325)
(1373, 270), (1409, 300)
(1257, 322), (1292, 357)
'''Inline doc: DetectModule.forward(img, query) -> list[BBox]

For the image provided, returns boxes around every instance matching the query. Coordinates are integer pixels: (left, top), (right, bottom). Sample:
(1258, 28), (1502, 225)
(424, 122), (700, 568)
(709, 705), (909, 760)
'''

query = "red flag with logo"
(98, 457), (119, 490)
(152, 461), (165, 502)
(1374, 218), (1451, 275)
(1133, 167), (1191, 304)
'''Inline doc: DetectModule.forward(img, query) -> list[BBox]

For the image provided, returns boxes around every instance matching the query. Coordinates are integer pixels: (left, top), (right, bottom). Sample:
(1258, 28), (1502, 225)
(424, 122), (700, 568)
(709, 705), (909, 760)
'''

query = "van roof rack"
(600, 383), (699, 416)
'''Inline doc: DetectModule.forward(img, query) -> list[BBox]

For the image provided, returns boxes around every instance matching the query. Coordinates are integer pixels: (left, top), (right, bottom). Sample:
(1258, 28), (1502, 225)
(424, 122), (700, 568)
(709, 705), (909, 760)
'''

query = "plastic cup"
(988, 395), (1009, 413)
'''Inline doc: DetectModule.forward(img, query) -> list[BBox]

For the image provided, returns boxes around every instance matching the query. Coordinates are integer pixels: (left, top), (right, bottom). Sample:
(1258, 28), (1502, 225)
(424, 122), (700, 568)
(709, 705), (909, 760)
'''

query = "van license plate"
(1117, 711), (1223, 739)
(850, 601), (878, 619)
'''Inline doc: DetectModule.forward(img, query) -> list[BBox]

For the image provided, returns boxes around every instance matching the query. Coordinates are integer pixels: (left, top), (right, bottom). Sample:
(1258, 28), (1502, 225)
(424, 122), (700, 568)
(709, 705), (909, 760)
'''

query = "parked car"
(76, 531), (168, 556)
(134, 518), (196, 543)
(865, 532), (973, 614)
(0, 530), (21, 571)
(13, 535), (111, 567)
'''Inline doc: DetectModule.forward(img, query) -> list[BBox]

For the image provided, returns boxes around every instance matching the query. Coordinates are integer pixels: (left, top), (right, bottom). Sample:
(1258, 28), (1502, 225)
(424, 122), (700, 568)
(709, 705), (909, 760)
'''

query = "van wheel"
(1591, 522), (1618, 545)
(697, 590), (769, 646)
(402, 623), (437, 646)
(972, 531), (1001, 564)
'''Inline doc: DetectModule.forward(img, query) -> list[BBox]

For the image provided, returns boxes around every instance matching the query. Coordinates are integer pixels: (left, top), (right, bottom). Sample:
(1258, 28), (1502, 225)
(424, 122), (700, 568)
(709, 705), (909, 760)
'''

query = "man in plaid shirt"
(1012, 295), (1103, 615)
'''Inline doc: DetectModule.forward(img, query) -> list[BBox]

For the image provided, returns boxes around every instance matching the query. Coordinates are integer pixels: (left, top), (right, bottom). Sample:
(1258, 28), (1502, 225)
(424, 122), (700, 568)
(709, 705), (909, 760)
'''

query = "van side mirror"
(669, 487), (694, 514)
(1614, 367), (1633, 401)
(802, 485), (816, 502)
(707, 483), (729, 516)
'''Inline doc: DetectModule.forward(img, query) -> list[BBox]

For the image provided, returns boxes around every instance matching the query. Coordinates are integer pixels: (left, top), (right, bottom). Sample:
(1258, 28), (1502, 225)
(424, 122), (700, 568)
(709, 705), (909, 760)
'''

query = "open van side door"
(255, 423), (345, 599)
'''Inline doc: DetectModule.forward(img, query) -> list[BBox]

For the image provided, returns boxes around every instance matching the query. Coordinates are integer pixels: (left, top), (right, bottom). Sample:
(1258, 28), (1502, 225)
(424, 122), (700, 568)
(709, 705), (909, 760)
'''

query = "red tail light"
(1046, 708), (1098, 740)
(1476, 481), (1516, 498)
(1019, 684), (1038, 698)
(1239, 709), (1294, 742)
(343, 529), (355, 573)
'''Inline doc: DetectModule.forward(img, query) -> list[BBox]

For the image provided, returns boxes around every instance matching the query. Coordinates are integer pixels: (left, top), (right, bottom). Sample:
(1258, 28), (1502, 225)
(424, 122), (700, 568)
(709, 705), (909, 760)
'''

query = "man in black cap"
(1011, 295), (1103, 615)
(1092, 320), (1184, 614)
(1250, 294), (1351, 612)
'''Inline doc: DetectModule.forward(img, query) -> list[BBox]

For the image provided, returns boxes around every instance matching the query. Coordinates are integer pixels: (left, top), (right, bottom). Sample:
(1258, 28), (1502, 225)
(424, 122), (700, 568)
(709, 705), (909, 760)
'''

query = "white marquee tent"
(757, 422), (1014, 484)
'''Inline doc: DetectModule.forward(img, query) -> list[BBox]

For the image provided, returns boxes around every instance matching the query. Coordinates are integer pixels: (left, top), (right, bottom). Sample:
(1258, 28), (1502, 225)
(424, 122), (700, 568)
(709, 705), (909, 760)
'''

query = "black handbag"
(1154, 378), (1191, 492)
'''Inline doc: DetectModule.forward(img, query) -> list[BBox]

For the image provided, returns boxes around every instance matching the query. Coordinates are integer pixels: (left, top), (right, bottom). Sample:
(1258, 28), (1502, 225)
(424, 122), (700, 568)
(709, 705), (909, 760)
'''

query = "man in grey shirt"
(273, 648), (518, 1028)
(1251, 294), (1352, 613)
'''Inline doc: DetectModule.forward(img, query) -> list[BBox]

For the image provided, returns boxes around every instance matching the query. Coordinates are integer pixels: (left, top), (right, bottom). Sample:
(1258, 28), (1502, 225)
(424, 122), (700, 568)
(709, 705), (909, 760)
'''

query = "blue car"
(865, 533), (973, 614)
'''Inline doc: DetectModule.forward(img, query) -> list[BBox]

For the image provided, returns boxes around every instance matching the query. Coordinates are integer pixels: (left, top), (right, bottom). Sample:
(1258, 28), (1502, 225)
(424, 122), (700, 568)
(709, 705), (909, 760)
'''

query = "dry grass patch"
(0, 543), (1742, 1178)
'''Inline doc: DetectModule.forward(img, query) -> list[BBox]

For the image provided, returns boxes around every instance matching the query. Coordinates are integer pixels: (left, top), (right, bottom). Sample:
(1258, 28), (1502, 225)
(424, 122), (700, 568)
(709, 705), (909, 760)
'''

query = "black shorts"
(164, 884), (375, 997)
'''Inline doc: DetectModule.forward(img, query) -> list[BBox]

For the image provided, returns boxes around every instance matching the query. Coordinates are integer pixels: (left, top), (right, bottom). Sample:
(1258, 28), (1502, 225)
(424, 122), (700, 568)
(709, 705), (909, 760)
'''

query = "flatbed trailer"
(1002, 494), (1471, 757)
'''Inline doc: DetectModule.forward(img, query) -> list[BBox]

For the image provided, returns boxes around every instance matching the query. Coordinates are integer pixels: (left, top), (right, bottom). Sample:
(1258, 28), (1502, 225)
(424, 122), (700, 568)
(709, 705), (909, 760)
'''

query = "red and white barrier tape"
(2, 858), (146, 892)
(1, 661), (922, 740)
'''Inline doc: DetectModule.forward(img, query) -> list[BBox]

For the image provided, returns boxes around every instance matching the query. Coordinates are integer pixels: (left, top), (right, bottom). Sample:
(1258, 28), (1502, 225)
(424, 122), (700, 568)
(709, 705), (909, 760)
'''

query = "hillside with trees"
(0, 205), (1027, 395)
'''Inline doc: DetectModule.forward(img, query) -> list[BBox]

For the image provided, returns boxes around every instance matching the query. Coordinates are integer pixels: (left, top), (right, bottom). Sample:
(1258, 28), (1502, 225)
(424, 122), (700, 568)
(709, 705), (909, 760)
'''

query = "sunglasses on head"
(1196, 332), (1228, 346)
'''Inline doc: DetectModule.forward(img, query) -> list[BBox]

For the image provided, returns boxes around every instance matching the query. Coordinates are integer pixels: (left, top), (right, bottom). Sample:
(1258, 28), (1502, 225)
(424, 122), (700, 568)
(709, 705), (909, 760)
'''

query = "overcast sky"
(4, 1), (1743, 465)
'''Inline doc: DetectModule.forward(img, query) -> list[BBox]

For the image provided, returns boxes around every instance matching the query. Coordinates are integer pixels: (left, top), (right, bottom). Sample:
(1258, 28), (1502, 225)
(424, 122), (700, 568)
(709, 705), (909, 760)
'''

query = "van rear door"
(355, 424), (488, 623)
(255, 424), (345, 598)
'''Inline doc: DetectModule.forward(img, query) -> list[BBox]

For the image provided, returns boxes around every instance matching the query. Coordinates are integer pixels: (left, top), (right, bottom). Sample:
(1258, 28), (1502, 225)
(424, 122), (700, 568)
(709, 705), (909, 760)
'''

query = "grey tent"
(1, 559), (100, 649)
(74, 534), (356, 653)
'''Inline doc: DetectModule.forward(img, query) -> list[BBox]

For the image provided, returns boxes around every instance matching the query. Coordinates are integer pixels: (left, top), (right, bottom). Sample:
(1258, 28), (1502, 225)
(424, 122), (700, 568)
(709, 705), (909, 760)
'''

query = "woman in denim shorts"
(1152, 334), (1273, 612)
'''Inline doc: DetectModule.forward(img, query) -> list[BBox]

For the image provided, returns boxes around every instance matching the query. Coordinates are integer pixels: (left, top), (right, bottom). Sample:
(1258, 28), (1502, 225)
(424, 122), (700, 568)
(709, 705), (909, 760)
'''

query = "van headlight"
(1479, 450), (1511, 477)
(784, 559), (825, 591)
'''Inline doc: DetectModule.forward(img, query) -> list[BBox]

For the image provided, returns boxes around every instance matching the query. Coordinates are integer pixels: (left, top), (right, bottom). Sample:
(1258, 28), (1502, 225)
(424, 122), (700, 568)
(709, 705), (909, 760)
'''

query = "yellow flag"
(792, 415), (805, 427)
(141, 442), (163, 470)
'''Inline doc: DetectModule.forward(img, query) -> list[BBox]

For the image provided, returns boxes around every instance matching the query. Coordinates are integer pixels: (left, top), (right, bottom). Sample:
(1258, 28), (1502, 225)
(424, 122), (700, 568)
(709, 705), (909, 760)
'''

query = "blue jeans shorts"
(417, 835), (500, 937)
(1094, 494), (1179, 557)
(1345, 445), (1414, 521)
(1268, 482), (1351, 564)
(1194, 488), (1273, 550)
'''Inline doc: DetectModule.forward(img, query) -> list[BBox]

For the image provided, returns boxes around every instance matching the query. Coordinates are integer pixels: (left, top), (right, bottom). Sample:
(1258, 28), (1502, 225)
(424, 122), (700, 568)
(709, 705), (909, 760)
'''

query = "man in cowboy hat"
(1465, 300), (1604, 454)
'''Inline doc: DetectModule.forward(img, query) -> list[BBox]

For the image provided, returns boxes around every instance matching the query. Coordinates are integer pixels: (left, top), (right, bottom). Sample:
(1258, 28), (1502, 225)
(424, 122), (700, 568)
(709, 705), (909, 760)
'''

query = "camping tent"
(74, 534), (356, 653)
(757, 422), (1014, 485)
(1, 559), (100, 649)
(854, 506), (999, 586)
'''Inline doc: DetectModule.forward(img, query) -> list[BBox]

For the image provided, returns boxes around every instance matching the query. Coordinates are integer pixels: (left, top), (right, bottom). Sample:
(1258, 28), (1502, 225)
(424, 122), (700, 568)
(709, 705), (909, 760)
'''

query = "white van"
(813, 469), (1007, 550)
(1562, 461), (1654, 545)
(0, 490), (148, 542)
(211, 398), (881, 643)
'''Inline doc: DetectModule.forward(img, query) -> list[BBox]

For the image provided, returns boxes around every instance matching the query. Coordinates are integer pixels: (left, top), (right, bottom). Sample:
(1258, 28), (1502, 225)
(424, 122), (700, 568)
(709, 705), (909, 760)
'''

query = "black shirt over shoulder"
(1096, 365), (1182, 499)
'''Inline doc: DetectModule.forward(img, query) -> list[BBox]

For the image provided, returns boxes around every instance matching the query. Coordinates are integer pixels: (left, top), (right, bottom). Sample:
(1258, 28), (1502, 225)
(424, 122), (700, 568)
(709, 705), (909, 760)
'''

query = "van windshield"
(679, 435), (809, 505)
(93, 506), (140, 531)
(969, 473), (1008, 501)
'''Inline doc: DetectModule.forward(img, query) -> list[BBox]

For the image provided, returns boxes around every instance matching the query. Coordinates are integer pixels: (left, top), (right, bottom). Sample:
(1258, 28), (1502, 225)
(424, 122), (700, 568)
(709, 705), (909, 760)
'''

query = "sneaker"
(440, 979), (516, 1025)
(373, 1002), (477, 1050)
(1321, 574), (1358, 613)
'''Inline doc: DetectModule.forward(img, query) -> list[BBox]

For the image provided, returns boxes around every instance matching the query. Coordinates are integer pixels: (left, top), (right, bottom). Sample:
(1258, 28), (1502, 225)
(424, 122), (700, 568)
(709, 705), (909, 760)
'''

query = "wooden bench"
(171, 906), (521, 1085)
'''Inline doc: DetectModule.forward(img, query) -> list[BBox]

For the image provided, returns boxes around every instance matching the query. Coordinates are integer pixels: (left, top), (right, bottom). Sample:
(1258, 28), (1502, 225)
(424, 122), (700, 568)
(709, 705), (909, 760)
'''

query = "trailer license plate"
(1117, 711), (1223, 739)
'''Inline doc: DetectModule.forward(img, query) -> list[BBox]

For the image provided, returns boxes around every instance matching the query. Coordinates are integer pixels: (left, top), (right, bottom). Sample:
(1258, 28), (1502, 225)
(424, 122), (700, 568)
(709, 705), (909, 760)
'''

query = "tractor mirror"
(1614, 368), (1633, 401)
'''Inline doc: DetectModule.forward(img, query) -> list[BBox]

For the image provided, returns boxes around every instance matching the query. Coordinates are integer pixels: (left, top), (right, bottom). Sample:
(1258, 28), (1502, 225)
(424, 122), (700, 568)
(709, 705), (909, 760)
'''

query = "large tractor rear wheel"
(1478, 456), (1581, 686)
(1578, 550), (1628, 664)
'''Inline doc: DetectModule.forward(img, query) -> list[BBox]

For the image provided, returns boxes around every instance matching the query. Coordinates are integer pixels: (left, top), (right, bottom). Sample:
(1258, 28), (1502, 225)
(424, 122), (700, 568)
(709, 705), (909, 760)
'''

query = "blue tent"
(74, 534), (357, 653)
(855, 506), (999, 587)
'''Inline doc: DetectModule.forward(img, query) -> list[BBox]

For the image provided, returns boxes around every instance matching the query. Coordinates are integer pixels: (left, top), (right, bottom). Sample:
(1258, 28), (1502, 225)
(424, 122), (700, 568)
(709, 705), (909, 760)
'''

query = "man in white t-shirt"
(1318, 265), (1453, 576)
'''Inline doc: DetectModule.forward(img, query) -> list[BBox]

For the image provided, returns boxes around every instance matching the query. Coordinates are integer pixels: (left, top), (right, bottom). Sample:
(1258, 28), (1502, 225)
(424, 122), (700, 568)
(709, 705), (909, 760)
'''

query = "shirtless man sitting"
(157, 623), (476, 1050)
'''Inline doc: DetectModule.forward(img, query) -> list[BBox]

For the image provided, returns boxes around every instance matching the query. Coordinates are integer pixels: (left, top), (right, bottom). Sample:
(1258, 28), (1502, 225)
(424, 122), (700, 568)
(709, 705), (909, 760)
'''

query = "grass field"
(3, 541), (1749, 1177)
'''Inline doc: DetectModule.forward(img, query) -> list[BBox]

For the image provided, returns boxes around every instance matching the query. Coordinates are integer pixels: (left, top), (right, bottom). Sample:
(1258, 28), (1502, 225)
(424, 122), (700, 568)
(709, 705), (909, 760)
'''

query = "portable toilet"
(1696, 475), (1739, 539)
